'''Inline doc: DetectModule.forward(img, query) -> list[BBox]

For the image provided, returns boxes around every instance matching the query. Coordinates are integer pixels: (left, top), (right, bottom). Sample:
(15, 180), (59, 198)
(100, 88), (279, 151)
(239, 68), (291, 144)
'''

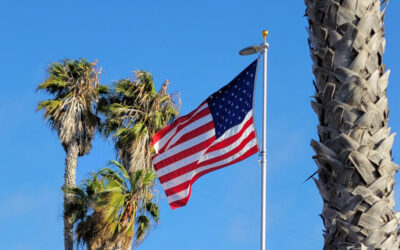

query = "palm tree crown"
(99, 71), (179, 172)
(37, 59), (106, 156)
(65, 160), (160, 250)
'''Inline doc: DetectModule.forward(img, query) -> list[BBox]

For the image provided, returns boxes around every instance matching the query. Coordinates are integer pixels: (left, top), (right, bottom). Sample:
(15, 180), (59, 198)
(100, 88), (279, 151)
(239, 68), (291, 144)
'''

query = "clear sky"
(1, 1), (400, 249)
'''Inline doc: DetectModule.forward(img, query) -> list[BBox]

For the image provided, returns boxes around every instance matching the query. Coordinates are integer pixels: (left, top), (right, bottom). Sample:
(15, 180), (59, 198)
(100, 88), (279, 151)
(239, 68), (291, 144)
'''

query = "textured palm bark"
(64, 141), (79, 250)
(305, 0), (400, 249)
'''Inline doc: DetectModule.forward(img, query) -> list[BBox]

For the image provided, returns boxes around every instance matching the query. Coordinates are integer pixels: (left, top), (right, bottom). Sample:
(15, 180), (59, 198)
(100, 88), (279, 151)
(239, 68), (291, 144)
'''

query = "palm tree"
(37, 59), (106, 250)
(99, 71), (179, 173)
(305, 0), (400, 248)
(64, 160), (160, 250)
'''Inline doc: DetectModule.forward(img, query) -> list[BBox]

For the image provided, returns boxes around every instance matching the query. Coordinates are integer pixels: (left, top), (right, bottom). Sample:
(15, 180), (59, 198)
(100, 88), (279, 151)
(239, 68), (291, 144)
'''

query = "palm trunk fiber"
(64, 141), (78, 250)
(305, 0), (400, 249)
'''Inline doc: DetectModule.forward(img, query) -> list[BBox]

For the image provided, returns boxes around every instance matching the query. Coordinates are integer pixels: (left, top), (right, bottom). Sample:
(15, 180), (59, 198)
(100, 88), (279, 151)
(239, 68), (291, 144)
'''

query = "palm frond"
(97, 70), (179, 172)
(134, 215), (151, 246)
(37, 58), (102, 155)
(69, 161), (159, 248)
(145, 202), (160, 223)
(108, 160), (130, 181)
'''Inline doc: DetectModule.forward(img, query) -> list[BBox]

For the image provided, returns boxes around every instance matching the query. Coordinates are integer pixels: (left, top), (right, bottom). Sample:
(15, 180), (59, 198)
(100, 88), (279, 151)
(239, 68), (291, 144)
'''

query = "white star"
(247, 82), (249, 85)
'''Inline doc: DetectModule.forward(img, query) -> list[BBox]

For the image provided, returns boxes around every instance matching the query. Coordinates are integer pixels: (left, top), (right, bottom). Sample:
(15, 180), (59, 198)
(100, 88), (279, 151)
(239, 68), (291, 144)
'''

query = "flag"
(151, 59), (259, 209)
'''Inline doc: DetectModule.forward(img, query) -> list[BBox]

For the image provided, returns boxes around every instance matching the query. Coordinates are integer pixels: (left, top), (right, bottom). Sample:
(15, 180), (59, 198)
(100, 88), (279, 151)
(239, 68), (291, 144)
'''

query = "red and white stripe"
(151, 102), (258, 209)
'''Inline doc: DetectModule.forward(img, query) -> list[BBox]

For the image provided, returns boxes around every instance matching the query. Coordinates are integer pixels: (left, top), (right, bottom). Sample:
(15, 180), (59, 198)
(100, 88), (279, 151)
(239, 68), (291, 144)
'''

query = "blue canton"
(206, 59), (258, 139)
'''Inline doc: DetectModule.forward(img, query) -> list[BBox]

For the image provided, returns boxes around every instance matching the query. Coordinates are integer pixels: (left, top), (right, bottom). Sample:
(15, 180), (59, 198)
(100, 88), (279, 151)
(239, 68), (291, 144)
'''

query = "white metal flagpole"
(260, 30), (269, 250)
(239, 30), (269, 250)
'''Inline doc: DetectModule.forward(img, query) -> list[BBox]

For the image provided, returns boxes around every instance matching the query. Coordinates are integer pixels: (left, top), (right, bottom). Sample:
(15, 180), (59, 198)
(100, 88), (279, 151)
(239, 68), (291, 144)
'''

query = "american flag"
(151, 59), (259, 209)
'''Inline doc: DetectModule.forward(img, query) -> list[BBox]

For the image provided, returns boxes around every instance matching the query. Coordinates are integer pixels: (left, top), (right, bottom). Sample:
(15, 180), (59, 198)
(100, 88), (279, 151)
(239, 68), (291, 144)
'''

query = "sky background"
(1, 1), (400, 249)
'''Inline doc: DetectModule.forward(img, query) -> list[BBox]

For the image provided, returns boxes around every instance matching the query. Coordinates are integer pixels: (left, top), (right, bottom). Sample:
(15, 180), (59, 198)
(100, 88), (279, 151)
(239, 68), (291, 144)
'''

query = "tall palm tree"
(64, 160), (160, 250)
(305, 0), (400, 248)
(99, 71), (179, 173)
(37, 59), (106, 250)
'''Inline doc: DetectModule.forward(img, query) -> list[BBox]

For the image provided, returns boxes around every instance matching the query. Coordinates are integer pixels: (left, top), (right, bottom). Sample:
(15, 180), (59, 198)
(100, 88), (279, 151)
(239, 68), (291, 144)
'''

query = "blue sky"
(1, 1), (400, 249)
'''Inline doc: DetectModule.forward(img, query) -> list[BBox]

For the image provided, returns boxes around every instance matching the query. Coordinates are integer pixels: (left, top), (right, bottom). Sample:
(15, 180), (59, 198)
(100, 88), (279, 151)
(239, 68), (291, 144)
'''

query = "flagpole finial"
(239, 31), (269, 56)
(262, 30), (268, 43)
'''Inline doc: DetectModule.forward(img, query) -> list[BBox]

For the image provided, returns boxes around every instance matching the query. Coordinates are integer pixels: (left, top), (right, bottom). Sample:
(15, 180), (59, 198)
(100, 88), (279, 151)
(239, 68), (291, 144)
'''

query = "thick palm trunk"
(305, 0), (400, 248)
(64, 141), (79, 250)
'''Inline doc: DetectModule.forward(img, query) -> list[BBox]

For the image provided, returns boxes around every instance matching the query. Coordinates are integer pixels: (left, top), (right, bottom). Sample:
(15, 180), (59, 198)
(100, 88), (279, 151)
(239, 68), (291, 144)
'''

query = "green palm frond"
(98, 71), (179, 172)
(96, 84), (109, 95)
(98, 167), (127, 189)
(64, 160), (160, 248)
(108, 160), (130, 181)
(145, 202), (160, 223)
(134, 215), (151, 246)
(36, 99), (64, 121)
(37, 58), (103, 156)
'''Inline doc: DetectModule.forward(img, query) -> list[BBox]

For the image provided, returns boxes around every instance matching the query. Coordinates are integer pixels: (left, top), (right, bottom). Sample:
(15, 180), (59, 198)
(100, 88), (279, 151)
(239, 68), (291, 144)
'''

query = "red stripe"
(164, 181), (190, 196)
(157, 107), (211, 154)
(158, 131), (256, 184)
(167, 145), (259, 209)
(151, 101), (206, 146)
(205, 118), (254, 154)
(158, 161), (197, 184)
(198, 132), (256, 167)
(167, 121), (215, 150)
(152, 121), (214, 162)
(154, 135), (216, 170)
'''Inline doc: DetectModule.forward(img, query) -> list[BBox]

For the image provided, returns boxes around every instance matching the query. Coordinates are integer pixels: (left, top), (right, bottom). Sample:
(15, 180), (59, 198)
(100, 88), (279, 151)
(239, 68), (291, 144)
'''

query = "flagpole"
(260, 30), (269, 250)
(238, 30), (269, 250)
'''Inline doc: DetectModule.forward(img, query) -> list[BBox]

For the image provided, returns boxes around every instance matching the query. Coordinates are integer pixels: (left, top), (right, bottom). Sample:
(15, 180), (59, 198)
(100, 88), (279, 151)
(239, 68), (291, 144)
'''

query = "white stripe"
(162, 138), (258, 191)
(167, 189), (190, 203)
(156, 146), (208, 177)
(153, 128), (215, 164)
(154, 103), (208, 152)
(199, 124), (255, 163)
(163, 114), (213, 151)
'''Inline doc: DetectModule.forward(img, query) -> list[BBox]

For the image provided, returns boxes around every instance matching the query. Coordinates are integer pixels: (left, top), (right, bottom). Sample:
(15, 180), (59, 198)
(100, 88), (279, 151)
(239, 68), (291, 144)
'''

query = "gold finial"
(262, 30), (269, 43)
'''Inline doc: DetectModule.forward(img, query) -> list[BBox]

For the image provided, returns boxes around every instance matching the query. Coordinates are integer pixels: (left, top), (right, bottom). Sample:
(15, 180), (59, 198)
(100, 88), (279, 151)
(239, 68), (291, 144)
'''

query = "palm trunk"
(64, 141), (79, 250)
(305, 0), (400, 248)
